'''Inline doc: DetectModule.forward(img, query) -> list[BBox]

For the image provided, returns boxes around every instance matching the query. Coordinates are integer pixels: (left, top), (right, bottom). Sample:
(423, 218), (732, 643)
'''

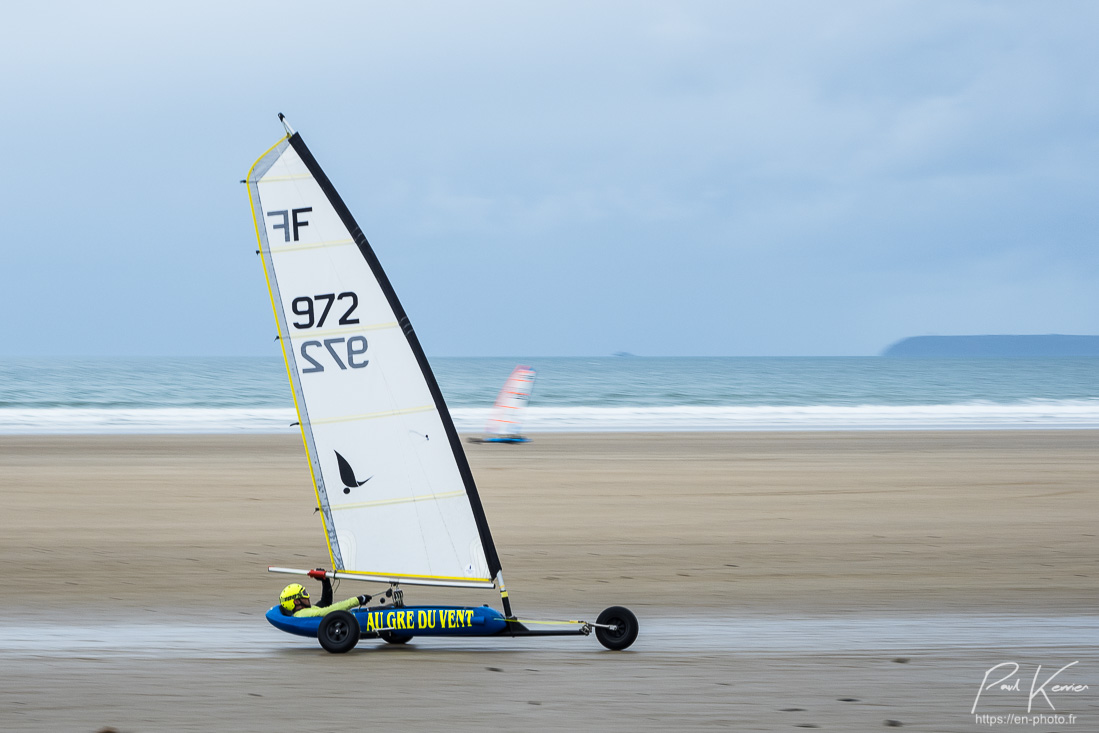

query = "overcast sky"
(3, 1), (1097, 356)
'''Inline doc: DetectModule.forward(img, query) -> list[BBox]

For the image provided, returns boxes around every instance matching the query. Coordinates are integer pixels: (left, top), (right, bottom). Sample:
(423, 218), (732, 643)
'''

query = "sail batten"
(247, 127), (501, 586)
(267, 238), (357, 253)
(311, 405), (436, 425)
(276, 321), (400, 340)
(333, 489), (466, 511)
(260, 173), (313, 183)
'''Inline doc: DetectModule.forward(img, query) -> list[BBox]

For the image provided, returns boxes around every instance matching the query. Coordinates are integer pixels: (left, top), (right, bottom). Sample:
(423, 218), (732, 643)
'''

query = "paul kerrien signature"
(972, 661), (1089, 714)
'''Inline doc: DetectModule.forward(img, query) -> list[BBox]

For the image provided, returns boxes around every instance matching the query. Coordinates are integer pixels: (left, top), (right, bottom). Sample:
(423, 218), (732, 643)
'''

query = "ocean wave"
(0, 408), (298, 434)
(2, 402), (1099, 434)
(504, 403), (1099, 431)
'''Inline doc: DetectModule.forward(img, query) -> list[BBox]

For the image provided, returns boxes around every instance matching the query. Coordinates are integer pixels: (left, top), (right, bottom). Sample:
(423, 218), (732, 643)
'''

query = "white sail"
(485, 365), (536, 436)
(246, 124), (500, 589)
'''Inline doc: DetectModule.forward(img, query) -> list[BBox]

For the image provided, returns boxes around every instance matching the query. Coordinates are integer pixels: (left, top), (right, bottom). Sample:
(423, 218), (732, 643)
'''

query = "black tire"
(380, 632), (413, 645)
(595, 606), (638, 650)
(317, 610), (360, 653)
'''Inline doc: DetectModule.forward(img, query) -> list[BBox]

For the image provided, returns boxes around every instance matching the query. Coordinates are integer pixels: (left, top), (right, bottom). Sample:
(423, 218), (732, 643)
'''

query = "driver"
(279, 569), (370, 617)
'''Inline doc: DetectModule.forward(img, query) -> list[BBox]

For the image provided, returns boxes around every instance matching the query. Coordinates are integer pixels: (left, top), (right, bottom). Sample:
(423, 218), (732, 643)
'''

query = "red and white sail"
(485, 366), (536, 437)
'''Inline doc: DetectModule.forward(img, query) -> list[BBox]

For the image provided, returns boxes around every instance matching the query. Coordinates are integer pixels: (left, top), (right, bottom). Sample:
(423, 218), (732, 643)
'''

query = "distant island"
(882, 335), (1099, 357)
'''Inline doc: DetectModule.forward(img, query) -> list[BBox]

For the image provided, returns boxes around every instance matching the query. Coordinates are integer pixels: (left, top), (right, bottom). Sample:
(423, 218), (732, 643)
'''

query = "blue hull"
(482, 437), (530, 443)
(266, 604), (509, 639)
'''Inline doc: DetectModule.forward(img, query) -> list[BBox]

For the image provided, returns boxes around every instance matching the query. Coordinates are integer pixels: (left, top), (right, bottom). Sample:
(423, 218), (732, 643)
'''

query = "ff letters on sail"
(247, 128), (500, 589)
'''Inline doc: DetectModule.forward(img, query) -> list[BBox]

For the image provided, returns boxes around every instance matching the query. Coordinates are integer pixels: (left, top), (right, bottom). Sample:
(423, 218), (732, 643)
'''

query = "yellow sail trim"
(338, 569), (494, 584)
(332, 489), (465, 512)
(246, 133), (340, 573)
(311, 404), (434, 426)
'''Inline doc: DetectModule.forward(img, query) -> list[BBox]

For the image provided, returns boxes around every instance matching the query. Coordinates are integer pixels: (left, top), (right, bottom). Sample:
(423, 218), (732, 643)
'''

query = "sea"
(1, 356), (1097, 434)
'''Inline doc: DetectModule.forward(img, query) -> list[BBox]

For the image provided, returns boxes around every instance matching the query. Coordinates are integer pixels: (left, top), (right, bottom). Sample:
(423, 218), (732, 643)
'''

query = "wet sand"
(2, 431), (1097, 731)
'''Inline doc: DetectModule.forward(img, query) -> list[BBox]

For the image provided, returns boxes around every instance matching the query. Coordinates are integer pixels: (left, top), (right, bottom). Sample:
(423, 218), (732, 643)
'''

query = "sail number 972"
(289, 292), (367, 374)
(291, 292), (359, 329)
(300, 336), (368, 373)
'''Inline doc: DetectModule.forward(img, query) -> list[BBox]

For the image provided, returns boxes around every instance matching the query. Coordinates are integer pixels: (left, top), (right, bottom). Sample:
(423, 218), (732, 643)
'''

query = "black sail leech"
(285, 132), (503, 580)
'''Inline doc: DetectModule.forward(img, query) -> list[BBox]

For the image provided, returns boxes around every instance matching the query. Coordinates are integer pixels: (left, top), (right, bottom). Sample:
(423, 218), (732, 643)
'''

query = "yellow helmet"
(279, 583), (309, 612)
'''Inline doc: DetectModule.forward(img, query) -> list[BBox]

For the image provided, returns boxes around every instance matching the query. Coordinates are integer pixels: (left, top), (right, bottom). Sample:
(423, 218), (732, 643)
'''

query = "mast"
(247, 116), (502, 587)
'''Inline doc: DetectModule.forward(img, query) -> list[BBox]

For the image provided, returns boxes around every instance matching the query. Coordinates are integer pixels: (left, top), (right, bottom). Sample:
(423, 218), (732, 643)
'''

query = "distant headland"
(882, 335), (1099, 357)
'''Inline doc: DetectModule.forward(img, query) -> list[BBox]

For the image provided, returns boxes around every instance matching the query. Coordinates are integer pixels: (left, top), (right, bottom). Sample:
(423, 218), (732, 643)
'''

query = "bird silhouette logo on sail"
(334, 451), (372, 495)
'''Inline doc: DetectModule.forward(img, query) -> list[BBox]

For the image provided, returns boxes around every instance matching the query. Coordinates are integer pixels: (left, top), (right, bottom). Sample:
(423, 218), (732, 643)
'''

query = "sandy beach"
(2, 431), (1097, 731)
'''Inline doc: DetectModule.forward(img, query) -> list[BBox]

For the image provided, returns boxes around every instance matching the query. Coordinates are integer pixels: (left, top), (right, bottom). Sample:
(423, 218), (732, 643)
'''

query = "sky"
(3, 1), (1097, 357)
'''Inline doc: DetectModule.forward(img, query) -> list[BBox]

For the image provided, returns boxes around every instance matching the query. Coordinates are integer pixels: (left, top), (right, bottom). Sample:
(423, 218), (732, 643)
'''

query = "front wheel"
(318, 610), (360, 653)
(595, 606), (638, 650)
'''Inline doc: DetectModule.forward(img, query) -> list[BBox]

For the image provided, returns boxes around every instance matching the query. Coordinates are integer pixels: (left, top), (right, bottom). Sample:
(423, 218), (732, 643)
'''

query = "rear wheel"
(595, 606), (638, 650)
(318, 610), (360, 653)
(381, 632), (413, 645)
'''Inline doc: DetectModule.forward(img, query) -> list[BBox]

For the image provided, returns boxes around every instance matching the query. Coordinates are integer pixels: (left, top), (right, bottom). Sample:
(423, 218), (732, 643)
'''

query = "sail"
(246, 123), (500, 589)
(485, 366), (536, 436)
